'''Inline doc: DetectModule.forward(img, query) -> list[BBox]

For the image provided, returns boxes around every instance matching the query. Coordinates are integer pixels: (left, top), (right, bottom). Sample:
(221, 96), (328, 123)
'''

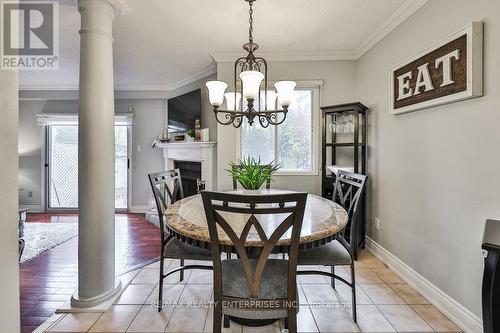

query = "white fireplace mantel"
(154, 141), (217, 191)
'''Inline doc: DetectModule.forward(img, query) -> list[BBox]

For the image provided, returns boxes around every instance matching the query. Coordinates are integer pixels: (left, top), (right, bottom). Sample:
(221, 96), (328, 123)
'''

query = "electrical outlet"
(374, 217), (380, 230)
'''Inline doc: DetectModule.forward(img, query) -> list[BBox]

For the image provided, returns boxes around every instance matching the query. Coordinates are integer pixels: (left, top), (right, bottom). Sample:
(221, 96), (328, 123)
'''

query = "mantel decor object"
(205, 0), (296, 128)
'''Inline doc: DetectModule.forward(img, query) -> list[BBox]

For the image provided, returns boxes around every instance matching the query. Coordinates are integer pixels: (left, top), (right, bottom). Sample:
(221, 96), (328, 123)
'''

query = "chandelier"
(205, 0), (296, 128)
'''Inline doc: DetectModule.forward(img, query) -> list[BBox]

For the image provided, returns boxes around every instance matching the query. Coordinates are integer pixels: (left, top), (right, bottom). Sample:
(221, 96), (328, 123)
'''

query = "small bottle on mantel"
(195, 119), (201, 142)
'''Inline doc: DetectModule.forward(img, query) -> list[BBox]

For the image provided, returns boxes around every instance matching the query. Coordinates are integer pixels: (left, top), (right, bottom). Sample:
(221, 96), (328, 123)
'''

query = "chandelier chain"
(248, 0), (253, 44)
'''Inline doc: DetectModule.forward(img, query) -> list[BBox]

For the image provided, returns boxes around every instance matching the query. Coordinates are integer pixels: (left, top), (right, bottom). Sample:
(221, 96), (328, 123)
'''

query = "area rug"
(20, 223), (78, 263)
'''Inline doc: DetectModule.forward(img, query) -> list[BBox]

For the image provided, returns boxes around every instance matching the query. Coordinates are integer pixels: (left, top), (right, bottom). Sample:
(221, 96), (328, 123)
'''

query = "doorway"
(46, 125), (129, 210)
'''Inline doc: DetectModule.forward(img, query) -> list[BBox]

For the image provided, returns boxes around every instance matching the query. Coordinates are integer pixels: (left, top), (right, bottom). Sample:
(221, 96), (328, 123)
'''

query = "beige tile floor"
(40, 250), (462, 333)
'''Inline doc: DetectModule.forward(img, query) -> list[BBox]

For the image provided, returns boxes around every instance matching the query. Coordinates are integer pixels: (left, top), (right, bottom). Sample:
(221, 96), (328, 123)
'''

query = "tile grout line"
(201, 288), (214, 333)
(162, 272), (191, 333)
(298, 283), (321, 333)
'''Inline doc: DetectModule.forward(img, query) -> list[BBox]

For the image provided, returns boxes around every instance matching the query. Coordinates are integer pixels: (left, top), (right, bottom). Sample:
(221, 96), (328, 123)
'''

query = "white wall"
(356, 0), (500, 318)
(0, 53), (21, 332)
(216, 60), (357, 193)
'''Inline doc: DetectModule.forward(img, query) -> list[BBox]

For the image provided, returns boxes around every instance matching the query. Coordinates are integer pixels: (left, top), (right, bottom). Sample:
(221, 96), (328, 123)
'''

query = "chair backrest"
(148, 169), (184, 239)
(201, 191), (307, 302)
(231, 165), (271, 190)
(332, 170), (367, 248)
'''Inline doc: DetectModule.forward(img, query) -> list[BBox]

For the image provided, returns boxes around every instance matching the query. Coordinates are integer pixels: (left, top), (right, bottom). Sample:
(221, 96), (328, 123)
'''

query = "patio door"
(47, 125), (129, 210)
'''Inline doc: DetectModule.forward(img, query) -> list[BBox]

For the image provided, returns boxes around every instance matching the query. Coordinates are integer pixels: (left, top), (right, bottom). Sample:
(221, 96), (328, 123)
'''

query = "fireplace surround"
(146, 141), (216, 226)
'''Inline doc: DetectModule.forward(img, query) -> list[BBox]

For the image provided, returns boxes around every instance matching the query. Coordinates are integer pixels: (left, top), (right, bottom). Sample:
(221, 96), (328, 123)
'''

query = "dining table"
(165, 189), (349, 254)
(165, 189), (349, 326)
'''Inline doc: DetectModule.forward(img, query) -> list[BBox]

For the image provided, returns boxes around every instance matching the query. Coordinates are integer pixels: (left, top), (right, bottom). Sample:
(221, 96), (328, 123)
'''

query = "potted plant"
(227, 157), (279, 194)
(185, 129), (195, 142)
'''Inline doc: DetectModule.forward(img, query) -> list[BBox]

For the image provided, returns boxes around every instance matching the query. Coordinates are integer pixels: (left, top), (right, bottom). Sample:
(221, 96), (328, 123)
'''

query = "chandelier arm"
(234, 57), (247, 111)
(233, 114), (244, 128)
(255, 109), (288, 126)
(257, 115), (270, 128)
(254, 57), (268, 110)
(214, 109), (246, 126)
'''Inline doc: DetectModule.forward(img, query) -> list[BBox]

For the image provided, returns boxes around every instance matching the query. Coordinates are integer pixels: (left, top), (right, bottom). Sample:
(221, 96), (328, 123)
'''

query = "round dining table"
(165, 189), (349, 253)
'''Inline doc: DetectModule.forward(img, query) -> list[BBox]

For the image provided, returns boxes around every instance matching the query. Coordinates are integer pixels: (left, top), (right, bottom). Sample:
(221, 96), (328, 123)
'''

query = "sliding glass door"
(47, 125), (129, 210)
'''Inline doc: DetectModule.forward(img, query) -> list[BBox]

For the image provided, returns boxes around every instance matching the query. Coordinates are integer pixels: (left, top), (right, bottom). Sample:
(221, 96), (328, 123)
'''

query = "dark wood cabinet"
(321, 102), (368, 259)
(482, 219), (500, 333)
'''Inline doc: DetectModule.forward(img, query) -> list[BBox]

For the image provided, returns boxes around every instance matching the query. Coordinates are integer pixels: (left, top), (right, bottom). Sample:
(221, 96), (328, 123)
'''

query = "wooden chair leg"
(287, 310), (297, 333)
(331, 266), (336, 289)
(158, 257), (164, 312)
(350, 262), (357, 323)
(213, 306), (223, 333)
(179, 259), (184, 282)
(223, 314), (230, 328)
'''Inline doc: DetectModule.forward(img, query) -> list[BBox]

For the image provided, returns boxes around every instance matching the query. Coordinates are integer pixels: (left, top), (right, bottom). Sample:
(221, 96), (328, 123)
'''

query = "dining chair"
(148, 169), (212, 311)
(201, 191), (308, 333)
(297, 170), (367, 322)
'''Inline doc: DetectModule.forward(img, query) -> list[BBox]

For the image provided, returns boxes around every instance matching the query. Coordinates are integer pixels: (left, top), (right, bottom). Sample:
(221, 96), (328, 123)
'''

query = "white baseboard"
(365, 237), (483, 333)
(129, 205), (148, 214)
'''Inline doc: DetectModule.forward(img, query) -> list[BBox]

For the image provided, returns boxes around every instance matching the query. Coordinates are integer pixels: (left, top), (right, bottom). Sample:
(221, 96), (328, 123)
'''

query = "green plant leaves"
(226, 156), (280, 190)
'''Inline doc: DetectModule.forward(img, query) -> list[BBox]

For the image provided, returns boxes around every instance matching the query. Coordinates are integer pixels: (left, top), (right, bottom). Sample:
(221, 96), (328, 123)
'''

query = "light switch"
(137, 145), (142, 152)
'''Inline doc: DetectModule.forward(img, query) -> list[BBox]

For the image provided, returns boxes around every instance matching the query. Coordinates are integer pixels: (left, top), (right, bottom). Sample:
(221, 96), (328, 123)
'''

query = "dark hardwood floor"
(20, 213), (160, 333)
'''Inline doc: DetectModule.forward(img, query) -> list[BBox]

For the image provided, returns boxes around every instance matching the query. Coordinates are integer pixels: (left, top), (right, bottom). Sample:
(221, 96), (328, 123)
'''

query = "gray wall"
(18, 75), (216, 211)
(216, 60), (357, 193)
(18, 100), (44, 208)
(0, 43), (21, 332)
(355, 0), (500, 317)
(115, 99), (166, 209)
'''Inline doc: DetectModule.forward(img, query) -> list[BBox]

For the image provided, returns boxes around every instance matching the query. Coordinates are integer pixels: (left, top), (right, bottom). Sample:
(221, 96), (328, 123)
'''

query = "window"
(241, 88), (318, 174)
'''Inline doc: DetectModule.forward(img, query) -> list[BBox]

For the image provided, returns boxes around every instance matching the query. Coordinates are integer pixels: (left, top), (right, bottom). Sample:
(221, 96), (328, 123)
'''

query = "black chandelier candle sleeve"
(205, 0), (296, 128)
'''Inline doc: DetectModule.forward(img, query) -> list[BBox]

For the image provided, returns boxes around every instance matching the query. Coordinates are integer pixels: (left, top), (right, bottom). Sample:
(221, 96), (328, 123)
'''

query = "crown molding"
(212, 0), (428, 63)
(211, 51), (357, 63)
(164, 65), (216, 91)
(18, 66), (217, 92)
(353, 0), (429, 58)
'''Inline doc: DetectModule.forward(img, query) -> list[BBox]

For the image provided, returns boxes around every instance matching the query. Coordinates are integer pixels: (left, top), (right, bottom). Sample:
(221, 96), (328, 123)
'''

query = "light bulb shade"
(274, 81), (296, 107)
(239, 70), (264, 100)
(224, 92), (241, 111)
(260, 91), (278, 110)
(206, 81), (228, 107)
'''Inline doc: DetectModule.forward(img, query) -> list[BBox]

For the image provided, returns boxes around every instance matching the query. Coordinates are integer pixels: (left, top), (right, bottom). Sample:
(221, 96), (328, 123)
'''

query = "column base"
(69, 279), (122, 309)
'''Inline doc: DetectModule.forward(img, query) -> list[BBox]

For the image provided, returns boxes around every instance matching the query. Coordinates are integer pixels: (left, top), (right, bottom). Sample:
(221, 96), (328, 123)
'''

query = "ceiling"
(19, 0), (427, 90)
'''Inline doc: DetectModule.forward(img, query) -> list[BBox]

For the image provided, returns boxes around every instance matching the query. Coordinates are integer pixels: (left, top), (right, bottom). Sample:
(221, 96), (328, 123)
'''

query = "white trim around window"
(236, 80), (322, 176)
(36, 112), (135, 126)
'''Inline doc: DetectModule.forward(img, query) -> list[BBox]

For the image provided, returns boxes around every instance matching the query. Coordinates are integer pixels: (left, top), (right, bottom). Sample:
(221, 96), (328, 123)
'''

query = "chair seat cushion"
(221, 259), (293, 319)
(163, 237), (212, 261)
(297, 240), (352, 266)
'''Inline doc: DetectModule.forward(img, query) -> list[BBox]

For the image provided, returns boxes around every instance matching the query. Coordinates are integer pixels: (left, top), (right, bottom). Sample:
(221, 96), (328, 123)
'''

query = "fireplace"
(146, 141), (216, 227)
(174, 160), (201, 198)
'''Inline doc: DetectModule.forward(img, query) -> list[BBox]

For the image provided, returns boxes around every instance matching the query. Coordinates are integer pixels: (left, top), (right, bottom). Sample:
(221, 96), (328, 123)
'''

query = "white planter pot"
(242, 189), (262, 195)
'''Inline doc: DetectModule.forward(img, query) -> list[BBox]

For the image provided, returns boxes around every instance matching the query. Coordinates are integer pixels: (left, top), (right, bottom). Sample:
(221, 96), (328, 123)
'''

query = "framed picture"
(390, 22), (483, 115)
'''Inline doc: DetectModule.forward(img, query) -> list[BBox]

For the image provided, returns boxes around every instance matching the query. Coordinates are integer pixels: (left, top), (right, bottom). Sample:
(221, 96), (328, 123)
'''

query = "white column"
(71, 0), (129, 308)
(0, 22), (20, 331)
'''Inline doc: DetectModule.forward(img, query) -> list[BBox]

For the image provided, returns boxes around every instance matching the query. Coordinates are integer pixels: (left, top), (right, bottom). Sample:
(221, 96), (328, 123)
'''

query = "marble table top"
(165, 189), (348, 248)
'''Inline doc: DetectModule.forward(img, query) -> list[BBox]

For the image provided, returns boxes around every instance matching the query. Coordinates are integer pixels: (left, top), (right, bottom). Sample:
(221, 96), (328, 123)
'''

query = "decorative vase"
(242, 189), (262, 195)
